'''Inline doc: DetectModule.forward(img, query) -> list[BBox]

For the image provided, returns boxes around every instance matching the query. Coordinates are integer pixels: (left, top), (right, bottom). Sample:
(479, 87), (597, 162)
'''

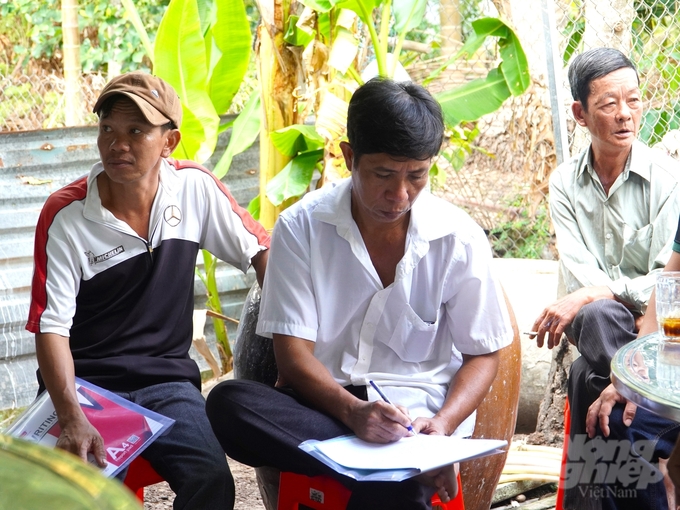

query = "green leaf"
(247, 195), (261, 220)
(299, 0), (336, 12)
(424, 17), (529, 96)
(429, 161), (446, 186)
(213, 89), (261, 179)
(266, 149), (323, 205)
(562, 18), (584, 65)
(392, 0), (427, 33)
(154, 0), (219, 163)
(317, 11), (332, 42)
(196, 0), (216, 35)
(270, 125), (325, 157)
(435, 68), (512, 125)
(498, 31), (530, 96)
(335, 0), (383, 25)
(284, 15), (315, 47)
(208, 0), (251, 114)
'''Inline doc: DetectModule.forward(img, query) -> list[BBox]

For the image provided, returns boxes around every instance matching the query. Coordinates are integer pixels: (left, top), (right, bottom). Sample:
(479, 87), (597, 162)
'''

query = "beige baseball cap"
(93, 72), (182, 128)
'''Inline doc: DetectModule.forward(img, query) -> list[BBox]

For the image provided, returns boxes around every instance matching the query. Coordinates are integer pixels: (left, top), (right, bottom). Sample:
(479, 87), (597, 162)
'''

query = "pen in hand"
(369, 380), (416, 436)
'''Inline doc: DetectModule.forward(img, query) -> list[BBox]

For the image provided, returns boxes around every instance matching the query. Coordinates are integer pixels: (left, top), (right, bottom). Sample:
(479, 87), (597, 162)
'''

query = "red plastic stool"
(278, 471), (465, 509)
(123, 456), (165, 501)
(555, 397), (571, 510)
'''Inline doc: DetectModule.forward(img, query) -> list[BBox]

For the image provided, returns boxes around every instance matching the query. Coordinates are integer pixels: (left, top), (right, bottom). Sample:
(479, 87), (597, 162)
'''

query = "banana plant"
(123, 0), (261, 373)
(261, 1), (530, 209)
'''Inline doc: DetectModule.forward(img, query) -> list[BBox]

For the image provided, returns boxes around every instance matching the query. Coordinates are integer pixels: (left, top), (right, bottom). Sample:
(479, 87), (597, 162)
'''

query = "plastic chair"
(123, 456), (164, 501)
(554, 397), (570, 510)
(277, 471), (465, 510)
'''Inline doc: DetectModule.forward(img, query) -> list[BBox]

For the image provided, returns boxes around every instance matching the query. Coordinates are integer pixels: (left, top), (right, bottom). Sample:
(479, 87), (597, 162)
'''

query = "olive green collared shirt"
(549, 140), (680, 313)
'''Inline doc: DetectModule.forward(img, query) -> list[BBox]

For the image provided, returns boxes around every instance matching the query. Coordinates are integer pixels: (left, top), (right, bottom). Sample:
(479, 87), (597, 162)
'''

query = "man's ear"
(572, 101), (588, 127)
(339, 141), (354, 172)
(162, 129), (181, 157)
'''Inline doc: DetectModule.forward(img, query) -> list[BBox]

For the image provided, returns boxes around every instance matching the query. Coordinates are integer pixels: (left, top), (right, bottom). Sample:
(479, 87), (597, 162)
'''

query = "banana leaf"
(266, 149), (324, 205)
(207, 0), (251, 114)
(435, 68), (512, 126)
(270, 125), (325, 157)
(213, 89), (261, 178)
(154, 0), (219, 164)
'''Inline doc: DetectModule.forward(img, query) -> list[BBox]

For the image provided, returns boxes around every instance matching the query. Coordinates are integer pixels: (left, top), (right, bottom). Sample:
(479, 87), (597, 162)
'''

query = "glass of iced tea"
(656, 271), (680, 342)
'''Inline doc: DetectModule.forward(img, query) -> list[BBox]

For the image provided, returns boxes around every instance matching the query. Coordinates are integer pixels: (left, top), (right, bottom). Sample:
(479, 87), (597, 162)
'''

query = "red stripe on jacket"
(168, 158), (270, 249)
(26, 177), (88, 333)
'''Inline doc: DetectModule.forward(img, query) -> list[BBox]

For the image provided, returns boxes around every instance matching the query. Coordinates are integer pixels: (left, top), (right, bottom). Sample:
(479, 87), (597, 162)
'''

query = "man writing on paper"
(26, 72), (270, 509)
(527, 48), (680, 507)
(206, 77), (513, 509)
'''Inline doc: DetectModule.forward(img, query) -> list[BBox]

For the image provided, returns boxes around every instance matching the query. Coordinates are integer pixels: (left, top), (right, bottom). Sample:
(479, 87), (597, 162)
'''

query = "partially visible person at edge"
(528, 47), (680, 509)
(25, 72), (269, 509)
(205, 77), (514, 510)
(586, 233), (680, 509)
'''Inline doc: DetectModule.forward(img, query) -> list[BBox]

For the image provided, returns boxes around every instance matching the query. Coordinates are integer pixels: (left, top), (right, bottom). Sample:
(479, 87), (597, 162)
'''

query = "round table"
(611, 331), (680, 422)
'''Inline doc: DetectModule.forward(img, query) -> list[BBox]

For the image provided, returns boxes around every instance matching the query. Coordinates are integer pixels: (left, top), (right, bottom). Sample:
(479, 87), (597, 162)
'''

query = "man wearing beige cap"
(26, 72), (270, 508)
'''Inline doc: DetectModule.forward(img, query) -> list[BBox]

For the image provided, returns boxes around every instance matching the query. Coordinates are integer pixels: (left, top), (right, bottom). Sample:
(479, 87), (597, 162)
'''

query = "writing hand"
(348, 400), (413, 443)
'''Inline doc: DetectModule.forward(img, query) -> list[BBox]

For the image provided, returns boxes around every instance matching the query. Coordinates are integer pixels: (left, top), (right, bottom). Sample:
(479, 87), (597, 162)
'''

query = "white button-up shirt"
(257, 179), (513, 436)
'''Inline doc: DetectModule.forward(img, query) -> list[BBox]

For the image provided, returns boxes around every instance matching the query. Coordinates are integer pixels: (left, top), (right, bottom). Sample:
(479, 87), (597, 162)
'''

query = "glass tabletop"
(611, 332), (680, 422)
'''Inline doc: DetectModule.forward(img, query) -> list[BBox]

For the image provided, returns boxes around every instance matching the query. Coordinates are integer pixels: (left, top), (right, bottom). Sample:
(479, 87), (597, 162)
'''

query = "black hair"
(346, 77), (444, 162)
(568, 48), (639, 110)
(97, 94), (177, 131)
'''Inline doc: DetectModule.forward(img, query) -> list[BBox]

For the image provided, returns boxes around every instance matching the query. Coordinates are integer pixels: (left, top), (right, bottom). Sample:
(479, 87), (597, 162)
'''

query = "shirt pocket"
(620, 223), (652, 270)
(386, 303), (439, 362)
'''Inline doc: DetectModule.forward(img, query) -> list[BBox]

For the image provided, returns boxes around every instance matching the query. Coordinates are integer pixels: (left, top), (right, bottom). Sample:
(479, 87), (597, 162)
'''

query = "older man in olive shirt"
(530, 48), (680, 509)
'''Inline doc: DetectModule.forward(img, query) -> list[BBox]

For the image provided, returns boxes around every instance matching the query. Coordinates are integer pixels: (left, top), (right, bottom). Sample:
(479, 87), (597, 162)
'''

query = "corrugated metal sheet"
(0, 120), (261, 411)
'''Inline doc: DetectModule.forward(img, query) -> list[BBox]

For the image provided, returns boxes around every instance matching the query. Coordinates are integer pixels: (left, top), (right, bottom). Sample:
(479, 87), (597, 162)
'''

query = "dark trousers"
(565, 300), (677, 509)
(206, 379), (436, 510)
(116, 381), (234, 510)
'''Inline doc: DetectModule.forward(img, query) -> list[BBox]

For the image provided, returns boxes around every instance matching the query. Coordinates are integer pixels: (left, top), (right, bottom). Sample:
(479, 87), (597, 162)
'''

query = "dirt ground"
(142, 448), (558, 510)
(143, 457), (264, 510)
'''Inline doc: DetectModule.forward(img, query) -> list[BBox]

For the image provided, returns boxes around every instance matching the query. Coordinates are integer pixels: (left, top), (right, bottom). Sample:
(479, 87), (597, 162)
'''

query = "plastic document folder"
(300, 434), (507, 482)
(5, 377), (175, 478)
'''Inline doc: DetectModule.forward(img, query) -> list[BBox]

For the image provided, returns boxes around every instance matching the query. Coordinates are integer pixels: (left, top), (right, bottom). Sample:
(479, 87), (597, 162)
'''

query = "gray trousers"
(564, 300), (637, 510)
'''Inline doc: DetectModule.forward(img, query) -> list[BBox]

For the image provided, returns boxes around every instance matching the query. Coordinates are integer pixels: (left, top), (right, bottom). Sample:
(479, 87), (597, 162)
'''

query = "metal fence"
(1, 0), (679, 260)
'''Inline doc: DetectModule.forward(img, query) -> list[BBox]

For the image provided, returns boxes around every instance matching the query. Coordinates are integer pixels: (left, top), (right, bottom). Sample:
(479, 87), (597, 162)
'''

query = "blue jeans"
(116, 381), (233, 510)
(567, 404), (680, 510)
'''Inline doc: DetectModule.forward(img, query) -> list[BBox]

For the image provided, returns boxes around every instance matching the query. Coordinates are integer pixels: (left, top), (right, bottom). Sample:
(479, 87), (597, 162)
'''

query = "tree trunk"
(439, 0), (461, 56)
(256, 0), (302, 230)
(61, 0), (84, 126)
(583, 0), (634, 51)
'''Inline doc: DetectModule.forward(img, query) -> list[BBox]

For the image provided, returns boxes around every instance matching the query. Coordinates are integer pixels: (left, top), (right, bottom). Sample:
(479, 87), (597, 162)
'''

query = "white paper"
(299, 434), (506, 481)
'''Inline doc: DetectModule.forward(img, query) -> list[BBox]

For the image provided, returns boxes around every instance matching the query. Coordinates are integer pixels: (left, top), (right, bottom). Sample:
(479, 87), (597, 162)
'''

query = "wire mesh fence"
(1, 0), (678, 259)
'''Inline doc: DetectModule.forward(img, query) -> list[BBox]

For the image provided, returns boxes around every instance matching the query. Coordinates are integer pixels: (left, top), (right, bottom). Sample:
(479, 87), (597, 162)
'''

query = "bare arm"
(251, 249), (268, 289)
(408, 350), (499, 503)
(530, 286), (616, 349)
(413, 351), (500, 436)
(35, 332), (106, 466)
(273, 334), (412, 443)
